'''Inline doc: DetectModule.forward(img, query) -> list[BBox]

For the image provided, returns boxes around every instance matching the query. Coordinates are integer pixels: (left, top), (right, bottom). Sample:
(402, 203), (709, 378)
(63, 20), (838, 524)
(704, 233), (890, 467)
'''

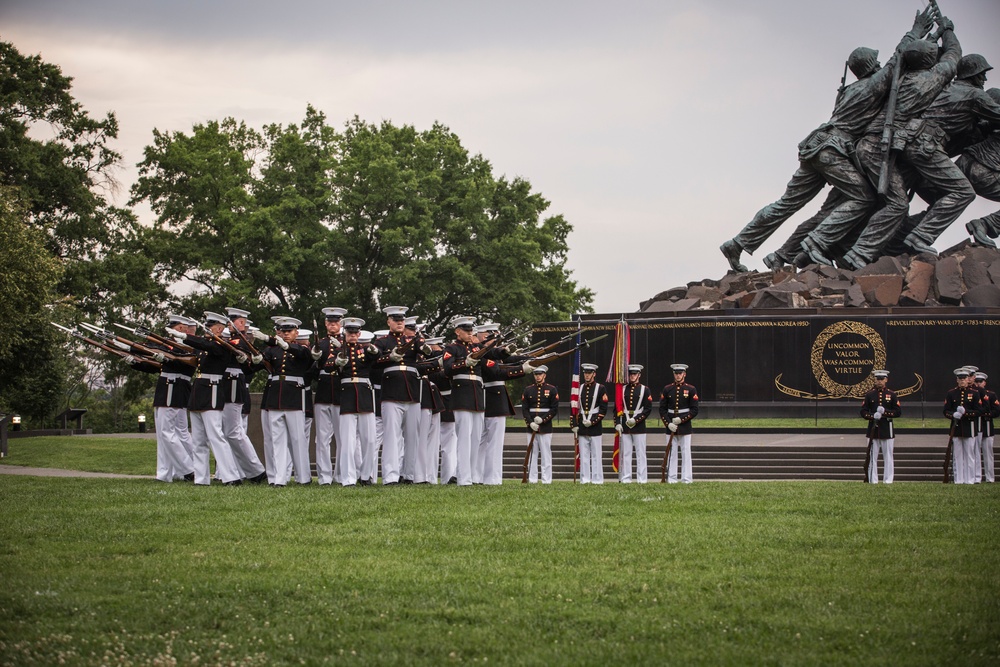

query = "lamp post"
(137, 414), (146, 434)
(11, 415), (21, 432)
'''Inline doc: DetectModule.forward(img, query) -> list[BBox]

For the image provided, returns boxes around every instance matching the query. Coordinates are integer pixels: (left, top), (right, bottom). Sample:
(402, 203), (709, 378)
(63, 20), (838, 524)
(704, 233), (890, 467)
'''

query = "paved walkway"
(0, 466), (152, 479)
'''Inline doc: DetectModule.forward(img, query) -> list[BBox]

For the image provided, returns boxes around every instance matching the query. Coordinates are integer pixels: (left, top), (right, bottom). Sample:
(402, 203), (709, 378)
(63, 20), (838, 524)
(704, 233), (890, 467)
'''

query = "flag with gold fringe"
(605, 318), (630, 473)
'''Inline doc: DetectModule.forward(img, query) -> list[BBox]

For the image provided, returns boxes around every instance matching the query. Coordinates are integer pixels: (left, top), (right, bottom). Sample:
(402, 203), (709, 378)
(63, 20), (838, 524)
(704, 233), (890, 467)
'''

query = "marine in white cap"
(973, 372), (999, 483)
(313, 307), (347, 485)
(658, 363), (699, 484)
(573, 363), (609, 484)
(164, 311), (242, 485)
(945, 367), (981, 484)
(221, 306), (267, 484)
(521, 364), (559, 484)
(370, 306), (423, 484)
(616, 364), (654, 483)
(860, 370), (900, 484)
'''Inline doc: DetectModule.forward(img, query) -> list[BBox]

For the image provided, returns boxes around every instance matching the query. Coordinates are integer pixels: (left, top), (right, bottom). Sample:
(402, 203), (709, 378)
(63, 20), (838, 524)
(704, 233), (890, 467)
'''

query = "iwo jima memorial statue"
(533, 3), (1000, 467)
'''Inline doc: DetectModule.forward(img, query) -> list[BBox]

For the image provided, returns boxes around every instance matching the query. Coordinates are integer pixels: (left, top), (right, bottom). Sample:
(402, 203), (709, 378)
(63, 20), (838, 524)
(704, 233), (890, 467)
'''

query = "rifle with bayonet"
(943, 422), (955, 483)
(195, 322), (247, 359)
(863, 436), (874, 483)
(523, 328), (597, 358)
(80, 323), (197, 367)
(532, 333), (609, 366)
(117, 322), (196, 353)
(51, 322), (162, 369)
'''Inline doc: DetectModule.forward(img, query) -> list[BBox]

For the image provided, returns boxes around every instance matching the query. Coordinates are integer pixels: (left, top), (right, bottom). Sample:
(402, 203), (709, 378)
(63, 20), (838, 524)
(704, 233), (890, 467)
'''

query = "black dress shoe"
(400, 478), (413, 484)
(223, 479), (242, 486)
(446, 477), (458, 485)
(383, 481), (399, 486)
(248, 472), (268, 485)
(183, 472), (195, 482)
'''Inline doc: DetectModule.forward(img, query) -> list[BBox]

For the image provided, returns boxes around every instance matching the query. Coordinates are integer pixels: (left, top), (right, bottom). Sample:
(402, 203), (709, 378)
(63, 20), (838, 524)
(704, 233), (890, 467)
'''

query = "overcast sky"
(4, 0), (999, 314)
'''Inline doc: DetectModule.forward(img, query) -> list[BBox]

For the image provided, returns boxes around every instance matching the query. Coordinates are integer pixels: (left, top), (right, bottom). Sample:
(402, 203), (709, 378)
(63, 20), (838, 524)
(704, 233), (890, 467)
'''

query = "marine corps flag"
(606, 318), (630, 474)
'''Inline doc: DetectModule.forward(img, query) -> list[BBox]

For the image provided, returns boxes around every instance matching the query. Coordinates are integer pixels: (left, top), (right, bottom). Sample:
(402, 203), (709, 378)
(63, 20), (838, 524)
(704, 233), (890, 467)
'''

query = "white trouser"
(269, 409), (309, 485)
(578, 434), (604, 484)
(666, 433), (693, 483)
(440, 421), (457, 483)
(314, 403), (339, 485)
(381, 401), (420, 484)
(454, 410), (485, 486)
(422, 411), (441, 484)
(222, 403), (264, 479)
(867, 438), (894, 484)
(527, 432), (552, 483)
(404, 408), (432, 483)
(619, 433), (648, 483)
(953, 436), (975, 484)
(480, 416), (506, 485)
(260, 409), (275, 481)
(190, 410), (240, 485)
(339, 412), (375, 485)
(154, 407), (194, 482)
(983, 435), (995, 483)
(973, 433), (983, 483)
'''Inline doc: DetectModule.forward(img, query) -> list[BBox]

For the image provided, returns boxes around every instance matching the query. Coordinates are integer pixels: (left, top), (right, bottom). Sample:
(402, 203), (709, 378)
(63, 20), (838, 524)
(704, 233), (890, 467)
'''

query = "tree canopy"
(132, 109), (593, 331)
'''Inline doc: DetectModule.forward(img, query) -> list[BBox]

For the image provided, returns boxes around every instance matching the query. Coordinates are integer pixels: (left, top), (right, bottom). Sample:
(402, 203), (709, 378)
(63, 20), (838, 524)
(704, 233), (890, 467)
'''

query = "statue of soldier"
(835, 15), (962, 269)
(962, 88), (1000, 247)
(720, 8), (935, 272)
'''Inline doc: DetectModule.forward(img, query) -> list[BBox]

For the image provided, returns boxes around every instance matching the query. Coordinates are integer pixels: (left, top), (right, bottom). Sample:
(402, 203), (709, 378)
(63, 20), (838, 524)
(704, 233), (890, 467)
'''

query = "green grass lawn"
(0, 436), (155, 475)
(0, 474), (997, 665)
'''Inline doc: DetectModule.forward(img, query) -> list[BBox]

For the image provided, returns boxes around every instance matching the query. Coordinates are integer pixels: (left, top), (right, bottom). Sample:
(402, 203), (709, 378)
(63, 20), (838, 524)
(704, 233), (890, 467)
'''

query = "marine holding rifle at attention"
(860, 370), (901, 484)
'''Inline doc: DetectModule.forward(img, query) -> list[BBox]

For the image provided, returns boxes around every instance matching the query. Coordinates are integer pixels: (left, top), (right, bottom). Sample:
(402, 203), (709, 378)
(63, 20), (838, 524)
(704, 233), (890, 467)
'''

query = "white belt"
(269, 375), (305, 383)
(199, 373), (224, 382)
(454, 374), (483, 383)
(159, 372), (190, 382)
(384, 365), (418, 374)
(440, 390), (452, 396)
(529, 408), (549, 412)
(668, 408), (690, 414)
(484, 381), (505, 388)
(341, 377), (371, 384)
(225, 367), (244, 376)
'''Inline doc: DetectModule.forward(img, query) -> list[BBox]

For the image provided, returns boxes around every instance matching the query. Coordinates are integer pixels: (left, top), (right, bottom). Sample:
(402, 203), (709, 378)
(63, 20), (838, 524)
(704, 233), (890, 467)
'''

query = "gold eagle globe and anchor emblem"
(775, 321), (922, 399)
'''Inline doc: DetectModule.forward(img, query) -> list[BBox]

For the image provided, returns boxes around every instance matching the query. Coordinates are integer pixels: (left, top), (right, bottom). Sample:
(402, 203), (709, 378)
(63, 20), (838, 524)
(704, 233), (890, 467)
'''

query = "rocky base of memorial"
(641, 241), (1000, 312)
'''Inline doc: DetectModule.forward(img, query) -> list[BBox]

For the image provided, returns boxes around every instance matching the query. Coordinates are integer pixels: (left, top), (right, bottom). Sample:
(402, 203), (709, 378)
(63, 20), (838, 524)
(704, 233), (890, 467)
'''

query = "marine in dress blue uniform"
(860, 370), (901, 484)
(658, 363), (699, 483)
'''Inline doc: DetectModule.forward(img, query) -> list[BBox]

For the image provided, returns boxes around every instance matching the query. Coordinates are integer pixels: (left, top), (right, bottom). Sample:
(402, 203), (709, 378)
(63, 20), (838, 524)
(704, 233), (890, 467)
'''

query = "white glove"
(533, 416), (542, 425)
(389, 348), (404, 363)
(614, 423), (623, 434)
(572, 426), (579, 435)
(466, 356), (480, 368)
(275, 337), (288, 350)
(311, 346), (323, 360)
(251, 354), (263, 365)
(529, 422), (540, 432)
(582, 418), (592, 427)
(626, 417), (636, 428)
(235, 352), (248, 364)
(335, 355), (349, 367)
(668, 423), (678, 433)
(521, 361), (535, 373)
(421, 343), (433, 356)
(367, 344), (380, 355)
(329, 337), (341, 349)
(671, 417), (681, 425)
(872, 412), (882, 421)
(152, 352), (166, 363)
(251, 329), (269, 342)
(955, 405), (965, 417)
(166, 329), (187, 341)
(123, 354), (136, 364)
(875, 406), (885, 415)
